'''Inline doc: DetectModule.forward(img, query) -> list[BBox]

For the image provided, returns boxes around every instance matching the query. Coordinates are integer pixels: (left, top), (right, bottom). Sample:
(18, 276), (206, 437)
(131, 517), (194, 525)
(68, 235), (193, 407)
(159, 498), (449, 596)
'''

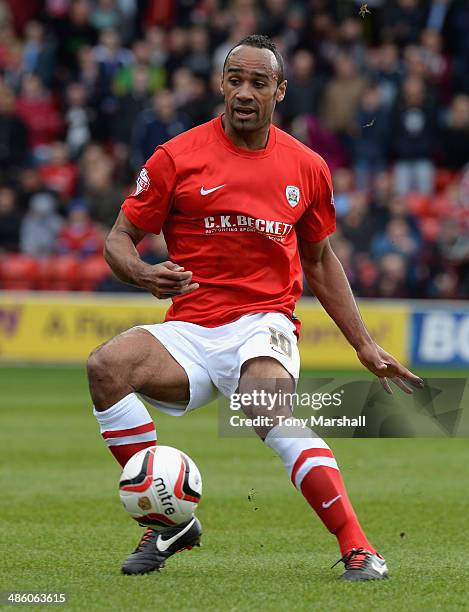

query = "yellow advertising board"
(0, 293), (167, 362)
(296, 301), (408, 368)
(0, 293), (408, 367)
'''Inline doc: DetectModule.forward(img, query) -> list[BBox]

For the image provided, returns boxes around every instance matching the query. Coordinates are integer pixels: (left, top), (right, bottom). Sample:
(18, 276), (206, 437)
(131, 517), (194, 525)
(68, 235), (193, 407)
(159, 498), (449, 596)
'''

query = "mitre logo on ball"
(133, 168), (150, 196)
(285, 185), (300, 207)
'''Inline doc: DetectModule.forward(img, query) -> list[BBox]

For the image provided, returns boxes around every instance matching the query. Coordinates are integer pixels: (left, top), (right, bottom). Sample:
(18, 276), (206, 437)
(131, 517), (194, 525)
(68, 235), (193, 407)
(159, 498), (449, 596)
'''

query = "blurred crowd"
(0, 0), (468, 298)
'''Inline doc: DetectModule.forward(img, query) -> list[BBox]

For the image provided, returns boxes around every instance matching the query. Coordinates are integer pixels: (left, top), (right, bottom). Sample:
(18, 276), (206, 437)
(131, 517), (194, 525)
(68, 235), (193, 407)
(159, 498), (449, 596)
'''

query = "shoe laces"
(331, 547), (370, 570)
(135, 528), (156, 552)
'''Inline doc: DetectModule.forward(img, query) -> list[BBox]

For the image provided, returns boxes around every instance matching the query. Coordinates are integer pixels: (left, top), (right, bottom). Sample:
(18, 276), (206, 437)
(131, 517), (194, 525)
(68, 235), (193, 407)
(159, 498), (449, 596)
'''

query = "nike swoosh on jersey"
(321, 494), (342, 509)
(156, 517), (196, 552)
(200, 184), (225, 195)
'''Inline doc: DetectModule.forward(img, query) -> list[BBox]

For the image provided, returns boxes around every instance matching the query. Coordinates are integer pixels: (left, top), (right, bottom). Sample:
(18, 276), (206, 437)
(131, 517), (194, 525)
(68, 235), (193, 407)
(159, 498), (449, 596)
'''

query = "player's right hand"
(139, 261), (199, 299)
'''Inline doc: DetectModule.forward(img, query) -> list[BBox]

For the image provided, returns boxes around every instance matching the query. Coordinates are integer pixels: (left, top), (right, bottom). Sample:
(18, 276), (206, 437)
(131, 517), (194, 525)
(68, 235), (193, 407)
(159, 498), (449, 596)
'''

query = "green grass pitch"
(1, 365), (468, 611)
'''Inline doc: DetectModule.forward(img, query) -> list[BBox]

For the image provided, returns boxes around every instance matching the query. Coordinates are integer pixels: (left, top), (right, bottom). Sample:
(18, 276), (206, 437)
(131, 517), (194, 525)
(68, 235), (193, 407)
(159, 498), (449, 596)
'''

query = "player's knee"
(86, 343), (120, 387)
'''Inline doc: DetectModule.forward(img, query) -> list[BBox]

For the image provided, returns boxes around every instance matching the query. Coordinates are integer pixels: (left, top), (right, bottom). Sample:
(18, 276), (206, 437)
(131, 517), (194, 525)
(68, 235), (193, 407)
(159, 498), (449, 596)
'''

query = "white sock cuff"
(93, 393), (153, 433)
(264, 424), (331, 477)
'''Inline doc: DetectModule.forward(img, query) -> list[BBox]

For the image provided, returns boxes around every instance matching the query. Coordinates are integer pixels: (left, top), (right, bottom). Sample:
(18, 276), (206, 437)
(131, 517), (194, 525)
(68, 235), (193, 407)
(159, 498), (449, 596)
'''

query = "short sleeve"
(121, 147), (176, 234)
(295, 157), (336, 243)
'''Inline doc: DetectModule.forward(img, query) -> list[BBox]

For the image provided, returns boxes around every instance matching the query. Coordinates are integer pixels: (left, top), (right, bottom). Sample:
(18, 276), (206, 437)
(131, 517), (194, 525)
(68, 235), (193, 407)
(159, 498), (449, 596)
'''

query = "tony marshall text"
(229, 415), (366, 428)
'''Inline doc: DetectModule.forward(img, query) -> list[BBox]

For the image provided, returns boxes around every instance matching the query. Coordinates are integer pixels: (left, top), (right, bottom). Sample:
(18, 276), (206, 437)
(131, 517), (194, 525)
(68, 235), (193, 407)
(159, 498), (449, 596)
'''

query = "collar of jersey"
(213, 114), (277, 158)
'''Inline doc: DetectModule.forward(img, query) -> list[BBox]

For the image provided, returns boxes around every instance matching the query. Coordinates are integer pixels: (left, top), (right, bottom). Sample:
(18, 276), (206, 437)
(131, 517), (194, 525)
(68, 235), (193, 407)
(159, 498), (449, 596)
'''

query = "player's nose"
(235, 82), (255, 101)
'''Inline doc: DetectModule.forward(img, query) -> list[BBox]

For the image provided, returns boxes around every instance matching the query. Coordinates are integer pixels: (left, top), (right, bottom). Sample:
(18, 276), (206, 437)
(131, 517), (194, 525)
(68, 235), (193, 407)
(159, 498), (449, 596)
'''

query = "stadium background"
(1, 1), (468, 610)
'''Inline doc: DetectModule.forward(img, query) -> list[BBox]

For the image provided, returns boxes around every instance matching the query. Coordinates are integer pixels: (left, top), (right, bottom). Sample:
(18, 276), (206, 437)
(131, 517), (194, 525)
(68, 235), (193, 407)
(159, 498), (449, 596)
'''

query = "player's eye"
(229, 78), (240, 86)
(254, 82), (266, 88)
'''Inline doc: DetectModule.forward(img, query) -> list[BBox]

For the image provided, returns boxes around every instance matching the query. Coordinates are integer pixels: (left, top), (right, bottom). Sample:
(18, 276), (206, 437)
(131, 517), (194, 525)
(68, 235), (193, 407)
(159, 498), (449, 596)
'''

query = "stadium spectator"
(177, 73), (212, 126)
(435, 217), (469, 298)
(0, 186), (22, 252)
(15, 73), (63, 156)
(339, 191), (378, 254)
(419, 28), (452, 104)
(92, 28), (133, 133)
(289, 115), (347, 174)
(0, 22), (22, 83)
(392, 75), (436, 194)
(439, 94), (469, 170)
(336, 17), (366, 69)
(332, 168), (355, 218)
(113, 64), (152, 146)
(19, 192), (63, 257)
(57, 201), (104, 256)
(0, 84), (28, 178)
(370, 217), (420, 262)
(385, 195), (422, 241)
(83, 153), (123, 228)
(17, 167), (57, 213)
(260, 0), (288, 38)
(63, 81), (96, 158)
(90, 0), (123, 33)
(39, 141), (78, 201)
(165, 26), (190, 77)
(320, 54), (367, 147)
(381, 0), (427, 47)
(21, 20), (56, 87)
(56, 0), (98, 75)
(376, 253), (411, 298)
(113, 39), (165, 97)
(131, 88), (191, 168)
(280, 49), (323, 121)
(144, 26), (168, 67)
(184, 25), (212, 79)
(369, 170), (395, 231)
(445, 0), (469, 94)
(352, 83), (392, 190)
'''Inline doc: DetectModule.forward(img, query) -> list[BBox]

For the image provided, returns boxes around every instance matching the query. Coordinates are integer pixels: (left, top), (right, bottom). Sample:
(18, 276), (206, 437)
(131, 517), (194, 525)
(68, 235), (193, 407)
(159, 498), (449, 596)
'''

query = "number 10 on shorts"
(268, 327), (292, 358)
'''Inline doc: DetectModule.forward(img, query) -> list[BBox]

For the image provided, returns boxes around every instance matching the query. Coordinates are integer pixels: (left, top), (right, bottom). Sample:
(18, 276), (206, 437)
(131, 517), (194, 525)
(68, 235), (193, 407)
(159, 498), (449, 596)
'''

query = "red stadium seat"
(38, 255), (81, 291)
(78, 255), (111, 291)
(0, 254), (40, 290)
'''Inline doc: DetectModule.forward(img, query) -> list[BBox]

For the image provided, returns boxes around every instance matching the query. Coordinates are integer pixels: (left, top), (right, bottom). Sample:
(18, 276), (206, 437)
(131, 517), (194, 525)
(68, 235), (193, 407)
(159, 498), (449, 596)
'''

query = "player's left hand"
(356, 341), (424, 394)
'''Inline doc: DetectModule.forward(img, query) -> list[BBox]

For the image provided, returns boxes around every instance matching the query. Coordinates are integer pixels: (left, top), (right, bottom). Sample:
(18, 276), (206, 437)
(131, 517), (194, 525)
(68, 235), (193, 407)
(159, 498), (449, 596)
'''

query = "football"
(119, 446), (202, 528)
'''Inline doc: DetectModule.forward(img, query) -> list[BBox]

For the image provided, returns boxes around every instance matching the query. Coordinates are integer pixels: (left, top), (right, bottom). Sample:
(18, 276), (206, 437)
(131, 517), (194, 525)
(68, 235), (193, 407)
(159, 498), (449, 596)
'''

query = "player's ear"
(276, 80), (287, 103)
(219, 74), (225, 96)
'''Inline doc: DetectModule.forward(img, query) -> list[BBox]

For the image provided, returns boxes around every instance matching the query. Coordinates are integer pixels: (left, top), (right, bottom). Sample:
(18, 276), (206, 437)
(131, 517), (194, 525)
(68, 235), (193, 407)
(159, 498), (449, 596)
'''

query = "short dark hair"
(223, 34), (285, 83)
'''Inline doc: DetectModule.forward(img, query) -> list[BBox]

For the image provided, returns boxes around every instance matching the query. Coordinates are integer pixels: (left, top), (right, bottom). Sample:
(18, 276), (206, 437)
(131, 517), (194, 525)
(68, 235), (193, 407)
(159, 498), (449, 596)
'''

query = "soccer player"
(87, 35), (423, 580)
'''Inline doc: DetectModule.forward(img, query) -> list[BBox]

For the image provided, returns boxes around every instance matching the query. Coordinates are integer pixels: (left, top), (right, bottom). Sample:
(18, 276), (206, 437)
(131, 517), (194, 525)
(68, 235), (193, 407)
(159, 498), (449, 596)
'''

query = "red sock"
(94, 394), (157, 468)
(104, 424), (157, 468)
(265, 426), (375, 556)
(293, 452), (375, 556)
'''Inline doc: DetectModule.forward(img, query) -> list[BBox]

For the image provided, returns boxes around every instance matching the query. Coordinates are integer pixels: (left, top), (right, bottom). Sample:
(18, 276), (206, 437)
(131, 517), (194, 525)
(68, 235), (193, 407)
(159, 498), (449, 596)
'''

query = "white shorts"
(137, 312), (300, 416)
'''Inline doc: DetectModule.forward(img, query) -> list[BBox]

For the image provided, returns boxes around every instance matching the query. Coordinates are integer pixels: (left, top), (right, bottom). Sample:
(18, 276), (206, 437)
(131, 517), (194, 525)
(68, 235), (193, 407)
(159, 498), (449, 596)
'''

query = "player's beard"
(230, 109), (259, 131)
(228, 105), (274, 134)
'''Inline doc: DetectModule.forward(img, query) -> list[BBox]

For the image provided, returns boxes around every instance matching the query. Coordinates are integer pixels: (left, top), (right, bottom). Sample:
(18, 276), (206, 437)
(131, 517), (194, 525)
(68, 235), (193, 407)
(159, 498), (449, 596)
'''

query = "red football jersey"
(122, 115), (336, 332)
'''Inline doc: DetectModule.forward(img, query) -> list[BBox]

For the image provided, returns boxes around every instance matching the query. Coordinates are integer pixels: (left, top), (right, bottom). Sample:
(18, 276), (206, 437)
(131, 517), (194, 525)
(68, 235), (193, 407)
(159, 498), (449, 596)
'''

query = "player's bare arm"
(104, 210), (199, 298)
(299, 236), (424, 394)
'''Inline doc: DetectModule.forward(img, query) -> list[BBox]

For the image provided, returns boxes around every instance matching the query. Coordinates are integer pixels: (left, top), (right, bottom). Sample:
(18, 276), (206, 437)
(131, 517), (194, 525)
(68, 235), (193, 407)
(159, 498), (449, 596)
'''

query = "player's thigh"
(88, 327), (189, 403)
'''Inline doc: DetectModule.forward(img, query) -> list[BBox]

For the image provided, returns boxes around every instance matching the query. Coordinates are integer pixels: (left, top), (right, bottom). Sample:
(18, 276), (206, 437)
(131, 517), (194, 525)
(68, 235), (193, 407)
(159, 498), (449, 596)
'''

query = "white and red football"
(119, 446), (202, 528)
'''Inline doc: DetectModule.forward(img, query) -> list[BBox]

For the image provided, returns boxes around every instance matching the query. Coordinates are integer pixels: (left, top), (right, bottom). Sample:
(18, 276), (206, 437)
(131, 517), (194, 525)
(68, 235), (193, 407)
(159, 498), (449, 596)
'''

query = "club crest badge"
(285, 185), (300, 207)
(133, 167), (150, 196)
(137, 496), (152, 511)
